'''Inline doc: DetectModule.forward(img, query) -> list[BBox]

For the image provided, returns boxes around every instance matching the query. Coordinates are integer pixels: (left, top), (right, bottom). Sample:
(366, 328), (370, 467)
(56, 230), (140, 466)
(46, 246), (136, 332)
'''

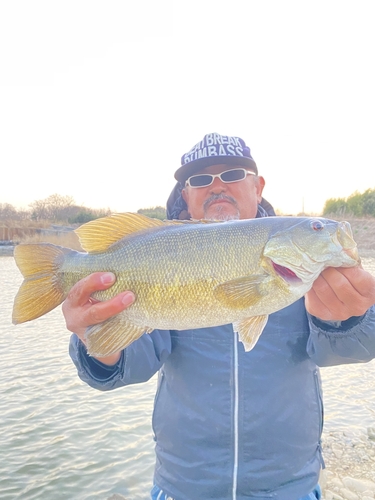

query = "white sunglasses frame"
(185, 168), (256, 188)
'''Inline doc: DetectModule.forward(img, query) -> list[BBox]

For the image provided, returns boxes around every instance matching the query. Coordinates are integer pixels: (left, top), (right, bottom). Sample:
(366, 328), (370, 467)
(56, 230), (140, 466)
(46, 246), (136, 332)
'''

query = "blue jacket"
(70, 193), (375, 499)
(69, 301), (375, 500)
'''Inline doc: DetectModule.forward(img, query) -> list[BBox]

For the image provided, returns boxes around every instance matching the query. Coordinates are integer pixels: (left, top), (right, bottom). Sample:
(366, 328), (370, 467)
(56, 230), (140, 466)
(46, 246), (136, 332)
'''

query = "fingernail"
(122, 292), (135, 305)
(101, 272), (115, 285)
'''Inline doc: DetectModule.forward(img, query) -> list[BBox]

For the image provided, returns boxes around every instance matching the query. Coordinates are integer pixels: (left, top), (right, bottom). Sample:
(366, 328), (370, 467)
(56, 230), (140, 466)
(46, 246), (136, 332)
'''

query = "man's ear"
(257, 176), (266, 203)
(181, 187), (189, 204)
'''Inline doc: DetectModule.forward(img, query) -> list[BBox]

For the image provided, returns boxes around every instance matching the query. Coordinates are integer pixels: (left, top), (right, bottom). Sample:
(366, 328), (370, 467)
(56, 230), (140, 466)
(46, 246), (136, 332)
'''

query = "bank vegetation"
(0, 191), (374, 254)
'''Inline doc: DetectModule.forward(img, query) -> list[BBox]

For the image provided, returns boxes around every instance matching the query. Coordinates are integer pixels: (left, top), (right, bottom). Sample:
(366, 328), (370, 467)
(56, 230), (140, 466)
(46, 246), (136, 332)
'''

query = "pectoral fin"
(214, 275), (267, 309)
(233, 315), (269, 352)
(85, 316), (153, 357)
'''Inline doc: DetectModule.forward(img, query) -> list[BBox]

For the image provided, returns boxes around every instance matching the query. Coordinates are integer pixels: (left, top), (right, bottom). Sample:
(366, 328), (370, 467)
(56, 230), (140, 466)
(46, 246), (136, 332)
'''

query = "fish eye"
(311, 220), (324, 231)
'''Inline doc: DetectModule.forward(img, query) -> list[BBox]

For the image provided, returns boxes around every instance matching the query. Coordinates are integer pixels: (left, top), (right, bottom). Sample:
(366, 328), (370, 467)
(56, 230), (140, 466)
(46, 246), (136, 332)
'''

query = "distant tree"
(30, 198), (50, 220)
(362, 189), (375, 217)
(0, 195), (113, 225)
(0, 203), (19, 220)
(14, 209), (30, 220)
(137, 206), (166, 220)
(69, 211), (96, 224)
(30, 194), (75, 221)
(323, 188), (375, 217)
(68, 207), (111, 225)
(346, 191), (364, 217)
(47, 194), (75, 221)
(323, 198), (347, 216)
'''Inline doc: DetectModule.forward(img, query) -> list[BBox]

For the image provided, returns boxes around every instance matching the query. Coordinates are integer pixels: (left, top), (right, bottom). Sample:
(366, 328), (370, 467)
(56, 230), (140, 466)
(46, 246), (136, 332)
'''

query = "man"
(66, 133), (375, 500)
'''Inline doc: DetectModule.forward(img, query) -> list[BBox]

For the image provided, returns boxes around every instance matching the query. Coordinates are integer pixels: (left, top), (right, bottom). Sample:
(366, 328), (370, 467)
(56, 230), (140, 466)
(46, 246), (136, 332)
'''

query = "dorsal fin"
(75, 212), (165, 253)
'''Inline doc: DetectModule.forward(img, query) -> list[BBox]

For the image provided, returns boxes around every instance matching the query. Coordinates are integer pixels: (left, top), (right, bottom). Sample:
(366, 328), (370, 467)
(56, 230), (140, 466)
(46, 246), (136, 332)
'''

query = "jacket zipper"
(232, 330), (239, 500)
(313, 369), (326, 469)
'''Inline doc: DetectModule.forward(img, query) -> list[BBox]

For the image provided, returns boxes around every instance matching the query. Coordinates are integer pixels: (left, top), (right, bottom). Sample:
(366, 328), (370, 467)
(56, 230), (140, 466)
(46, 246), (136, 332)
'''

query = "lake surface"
(1, 256), (375, 500)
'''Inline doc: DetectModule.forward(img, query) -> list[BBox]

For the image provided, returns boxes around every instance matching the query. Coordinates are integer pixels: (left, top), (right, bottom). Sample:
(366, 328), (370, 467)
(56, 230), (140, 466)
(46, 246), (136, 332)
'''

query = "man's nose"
(209, 176), (227, 192)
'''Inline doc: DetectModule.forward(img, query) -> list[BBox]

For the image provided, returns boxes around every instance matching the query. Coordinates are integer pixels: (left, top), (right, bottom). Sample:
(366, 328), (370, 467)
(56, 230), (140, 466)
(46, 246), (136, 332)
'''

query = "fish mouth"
(337, 221), (361, 264)
(271, 261), (302, 283)
(344, 246), (360, 262)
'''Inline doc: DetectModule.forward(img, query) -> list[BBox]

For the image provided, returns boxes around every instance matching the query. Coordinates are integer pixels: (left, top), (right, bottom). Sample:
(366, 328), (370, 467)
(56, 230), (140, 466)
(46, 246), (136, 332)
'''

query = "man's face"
(182, 164), (265, 220)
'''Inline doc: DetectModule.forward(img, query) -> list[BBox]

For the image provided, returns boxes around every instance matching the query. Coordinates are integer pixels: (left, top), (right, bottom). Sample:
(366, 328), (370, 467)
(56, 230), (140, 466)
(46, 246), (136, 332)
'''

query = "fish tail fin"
(12, 243), (74, 324)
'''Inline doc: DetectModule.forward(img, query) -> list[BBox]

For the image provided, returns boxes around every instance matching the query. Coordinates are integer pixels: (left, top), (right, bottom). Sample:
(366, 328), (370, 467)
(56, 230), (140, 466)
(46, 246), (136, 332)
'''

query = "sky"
(0, 0), (374, 216)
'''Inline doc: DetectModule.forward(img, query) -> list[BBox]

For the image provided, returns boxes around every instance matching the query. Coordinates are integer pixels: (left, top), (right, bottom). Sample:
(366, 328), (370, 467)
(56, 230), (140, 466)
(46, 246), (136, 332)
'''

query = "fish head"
(263, 217), (360, 285)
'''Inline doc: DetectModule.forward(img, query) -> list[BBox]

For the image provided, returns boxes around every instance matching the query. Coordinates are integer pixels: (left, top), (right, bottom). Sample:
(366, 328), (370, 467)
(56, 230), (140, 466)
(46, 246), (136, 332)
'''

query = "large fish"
(12, 213), (359, 356)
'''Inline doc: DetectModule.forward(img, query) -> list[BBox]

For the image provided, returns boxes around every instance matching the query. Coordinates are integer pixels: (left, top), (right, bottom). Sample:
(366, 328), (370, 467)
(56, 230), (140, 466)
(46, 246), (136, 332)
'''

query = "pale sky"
(1, 0), (374, 216)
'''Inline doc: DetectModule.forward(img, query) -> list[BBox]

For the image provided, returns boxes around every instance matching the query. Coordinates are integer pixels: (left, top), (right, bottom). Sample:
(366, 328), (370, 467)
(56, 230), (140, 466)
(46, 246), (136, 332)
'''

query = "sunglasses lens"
(221, 169), (246, 182)
(187, 169), (250, 188)
(189, 174), (213, 187)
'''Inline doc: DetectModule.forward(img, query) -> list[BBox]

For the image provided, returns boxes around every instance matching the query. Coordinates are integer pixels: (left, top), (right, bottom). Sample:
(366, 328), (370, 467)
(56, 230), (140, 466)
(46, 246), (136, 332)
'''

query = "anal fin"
(233, 315), (268, 352)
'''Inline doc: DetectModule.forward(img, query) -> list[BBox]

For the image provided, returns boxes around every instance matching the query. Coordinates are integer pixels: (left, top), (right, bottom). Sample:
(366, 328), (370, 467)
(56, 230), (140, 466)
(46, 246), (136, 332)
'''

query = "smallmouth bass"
(12, 213), (360, 356)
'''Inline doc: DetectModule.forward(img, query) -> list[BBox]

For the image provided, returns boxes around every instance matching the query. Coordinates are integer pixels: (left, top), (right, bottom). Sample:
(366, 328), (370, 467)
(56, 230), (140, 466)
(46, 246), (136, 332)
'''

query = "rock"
(343, 476), (375, 493)
(330, 477), (344, 488)
(331, 444), (344, 458)
(338, 488), (359, 500)
(326, 492), (344, 500)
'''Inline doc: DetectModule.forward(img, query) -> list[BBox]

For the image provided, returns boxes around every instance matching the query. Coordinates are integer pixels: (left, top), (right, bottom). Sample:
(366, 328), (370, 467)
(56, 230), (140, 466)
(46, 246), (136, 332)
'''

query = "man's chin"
(204, 205), (240, 221)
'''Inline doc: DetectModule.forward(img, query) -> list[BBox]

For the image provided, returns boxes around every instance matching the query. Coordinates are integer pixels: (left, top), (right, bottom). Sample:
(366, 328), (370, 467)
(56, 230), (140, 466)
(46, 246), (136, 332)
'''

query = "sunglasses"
(185, 168), (256, 188)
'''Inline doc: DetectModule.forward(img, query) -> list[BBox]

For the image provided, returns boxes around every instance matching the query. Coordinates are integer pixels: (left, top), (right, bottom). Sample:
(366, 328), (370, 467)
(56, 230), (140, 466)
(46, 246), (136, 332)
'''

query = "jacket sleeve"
(69, 329), (172, 391)
(306, 305), (375, 366)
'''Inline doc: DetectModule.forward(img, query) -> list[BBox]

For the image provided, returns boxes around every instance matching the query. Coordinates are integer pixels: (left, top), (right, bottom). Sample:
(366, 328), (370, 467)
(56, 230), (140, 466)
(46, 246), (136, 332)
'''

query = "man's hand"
(62, 272), (135, 364)
(305, 266), (375, 321)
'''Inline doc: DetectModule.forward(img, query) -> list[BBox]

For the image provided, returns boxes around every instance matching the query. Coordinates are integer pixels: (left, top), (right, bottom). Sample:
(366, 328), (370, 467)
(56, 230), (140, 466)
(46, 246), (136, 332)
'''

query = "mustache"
(203, 193), (238, 212)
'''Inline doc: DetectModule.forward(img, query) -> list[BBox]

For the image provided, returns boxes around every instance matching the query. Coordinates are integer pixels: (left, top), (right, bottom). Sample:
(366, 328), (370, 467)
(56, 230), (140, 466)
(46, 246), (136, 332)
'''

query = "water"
(1, 256), (375, 500)
(1, 257), (156, 500)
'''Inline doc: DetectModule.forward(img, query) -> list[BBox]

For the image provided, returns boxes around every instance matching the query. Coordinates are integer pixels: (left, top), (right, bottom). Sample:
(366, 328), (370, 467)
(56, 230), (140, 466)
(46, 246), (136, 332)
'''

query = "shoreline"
(2, 216), (374, 258)
(0, 245), (14, 256)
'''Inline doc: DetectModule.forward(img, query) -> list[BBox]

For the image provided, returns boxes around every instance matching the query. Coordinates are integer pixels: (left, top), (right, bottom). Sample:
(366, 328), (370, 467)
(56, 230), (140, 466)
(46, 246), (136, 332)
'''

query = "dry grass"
(325, 215), (375, 257)
(0, 219), (52, 229)
(19, 231), (83, 251)
(326, 216), (375, 247)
